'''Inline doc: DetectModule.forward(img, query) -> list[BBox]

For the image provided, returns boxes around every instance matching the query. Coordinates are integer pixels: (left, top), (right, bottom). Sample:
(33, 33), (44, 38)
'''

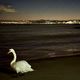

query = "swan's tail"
(29, 68), (34, 72)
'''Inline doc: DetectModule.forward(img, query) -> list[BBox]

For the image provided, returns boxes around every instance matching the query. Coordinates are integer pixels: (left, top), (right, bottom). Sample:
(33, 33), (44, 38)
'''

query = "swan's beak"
(8, 51), (11, 54)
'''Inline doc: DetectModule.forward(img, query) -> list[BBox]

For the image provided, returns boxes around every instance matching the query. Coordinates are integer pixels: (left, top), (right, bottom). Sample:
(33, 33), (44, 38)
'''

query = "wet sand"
(0, 56), (80, 80)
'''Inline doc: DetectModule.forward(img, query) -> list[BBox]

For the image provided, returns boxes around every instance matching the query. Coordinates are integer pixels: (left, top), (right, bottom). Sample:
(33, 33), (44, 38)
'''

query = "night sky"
(0, 0), (80, 20)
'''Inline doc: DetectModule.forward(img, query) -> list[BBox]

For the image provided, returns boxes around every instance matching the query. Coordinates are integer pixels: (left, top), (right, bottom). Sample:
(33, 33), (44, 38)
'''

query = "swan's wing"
(16, 60), (31, 68)
(12, 60), (33, 73)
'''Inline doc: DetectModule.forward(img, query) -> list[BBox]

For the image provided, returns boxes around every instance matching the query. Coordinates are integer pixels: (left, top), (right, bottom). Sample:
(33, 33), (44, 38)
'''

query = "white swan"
(8, 48), (34, 73)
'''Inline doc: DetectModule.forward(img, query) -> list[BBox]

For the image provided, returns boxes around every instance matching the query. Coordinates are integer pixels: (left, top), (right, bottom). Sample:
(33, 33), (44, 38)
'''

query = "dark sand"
(0, 56), (80, 80)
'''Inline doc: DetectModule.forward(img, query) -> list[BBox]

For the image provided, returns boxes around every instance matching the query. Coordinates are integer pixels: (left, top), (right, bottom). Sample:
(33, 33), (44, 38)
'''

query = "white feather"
(8, 48), (34, 73)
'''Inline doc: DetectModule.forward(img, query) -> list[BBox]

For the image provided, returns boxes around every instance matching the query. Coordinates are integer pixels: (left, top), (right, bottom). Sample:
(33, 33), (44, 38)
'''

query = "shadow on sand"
(0, 66), (26, 78)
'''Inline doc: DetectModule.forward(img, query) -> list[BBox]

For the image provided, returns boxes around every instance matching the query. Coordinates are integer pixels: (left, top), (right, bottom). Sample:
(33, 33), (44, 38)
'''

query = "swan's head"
(8, 48), (15, 54)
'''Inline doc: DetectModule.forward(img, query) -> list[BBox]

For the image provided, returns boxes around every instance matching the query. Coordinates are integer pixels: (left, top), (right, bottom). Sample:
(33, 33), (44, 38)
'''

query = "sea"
(0, 24), (80, 61)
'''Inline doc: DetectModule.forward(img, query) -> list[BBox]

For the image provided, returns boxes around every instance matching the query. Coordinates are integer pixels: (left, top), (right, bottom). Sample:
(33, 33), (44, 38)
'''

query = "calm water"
(0, 24), (80, 60)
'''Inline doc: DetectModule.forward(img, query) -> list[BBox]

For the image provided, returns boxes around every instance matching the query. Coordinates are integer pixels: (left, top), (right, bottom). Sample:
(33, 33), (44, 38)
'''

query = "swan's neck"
(10, 51), (17, 66)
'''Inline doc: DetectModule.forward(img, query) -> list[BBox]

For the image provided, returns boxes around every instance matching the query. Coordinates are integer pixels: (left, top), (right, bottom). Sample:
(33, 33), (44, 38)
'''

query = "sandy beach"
(0, 56), (80, 80)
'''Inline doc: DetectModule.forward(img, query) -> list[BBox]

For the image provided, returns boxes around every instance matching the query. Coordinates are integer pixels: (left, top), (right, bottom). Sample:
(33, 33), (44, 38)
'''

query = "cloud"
(0, 4), (16, 13)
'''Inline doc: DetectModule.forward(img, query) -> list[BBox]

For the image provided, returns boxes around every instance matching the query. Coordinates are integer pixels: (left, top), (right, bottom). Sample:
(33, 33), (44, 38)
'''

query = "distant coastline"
(0, 19), (80, 24)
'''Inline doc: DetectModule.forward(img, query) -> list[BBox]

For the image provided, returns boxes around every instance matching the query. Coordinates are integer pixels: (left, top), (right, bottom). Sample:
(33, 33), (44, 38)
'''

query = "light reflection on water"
(0, 24), (80, 60)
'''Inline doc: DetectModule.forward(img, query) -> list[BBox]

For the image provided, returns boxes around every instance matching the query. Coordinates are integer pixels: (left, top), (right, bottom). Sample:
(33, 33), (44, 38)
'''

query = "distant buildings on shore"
(0, 19), (80, 24)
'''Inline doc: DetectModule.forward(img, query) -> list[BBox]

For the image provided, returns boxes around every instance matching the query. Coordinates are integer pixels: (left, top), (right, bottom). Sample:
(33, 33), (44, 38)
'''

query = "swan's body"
(8, 49), (34, 73)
